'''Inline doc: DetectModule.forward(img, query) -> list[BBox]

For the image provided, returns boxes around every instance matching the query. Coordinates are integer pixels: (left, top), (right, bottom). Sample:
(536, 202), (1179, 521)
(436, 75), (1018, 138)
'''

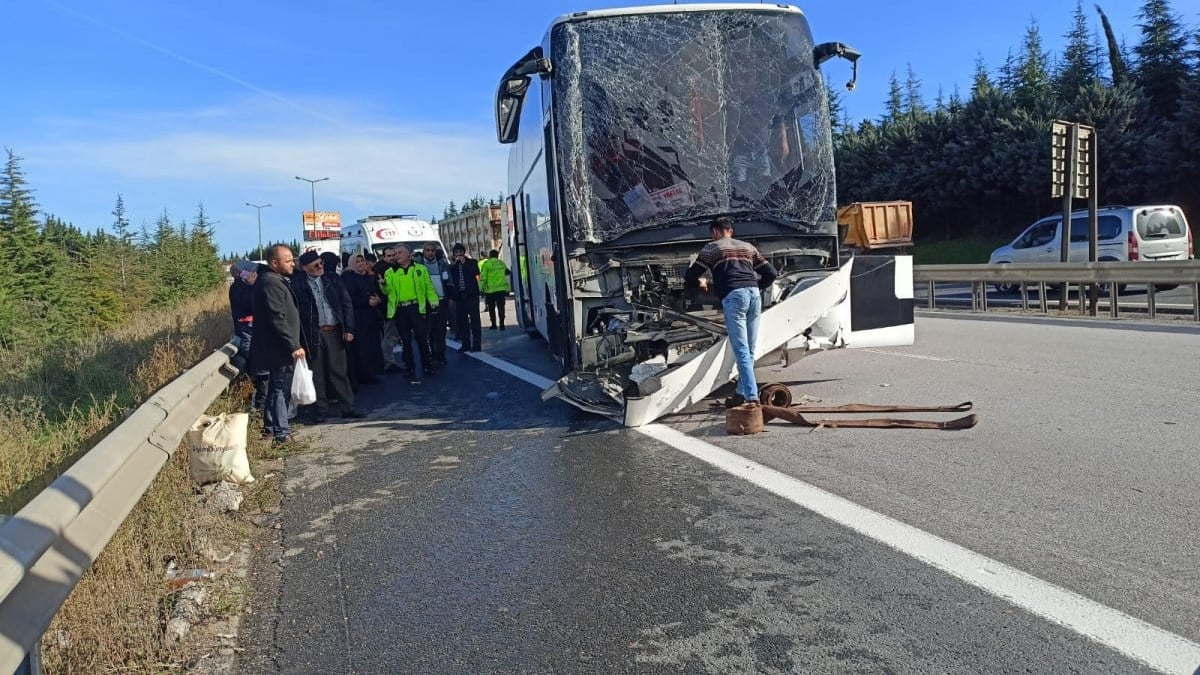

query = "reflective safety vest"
(479, 257), (511, 294)
(384, 263), (439, 318)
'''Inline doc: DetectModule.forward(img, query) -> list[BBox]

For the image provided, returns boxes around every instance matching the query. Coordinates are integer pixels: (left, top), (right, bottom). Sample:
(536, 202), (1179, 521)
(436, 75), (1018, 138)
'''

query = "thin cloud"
(40, 0), (352, 130)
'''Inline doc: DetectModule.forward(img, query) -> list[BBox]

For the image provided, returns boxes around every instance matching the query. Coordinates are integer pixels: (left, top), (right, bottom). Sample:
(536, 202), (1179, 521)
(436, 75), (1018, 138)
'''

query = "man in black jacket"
(228, 260), (269, 410)
(250, 245), (307, 444)
(291, 250), (362, 422)
(445, 242), (483, 352)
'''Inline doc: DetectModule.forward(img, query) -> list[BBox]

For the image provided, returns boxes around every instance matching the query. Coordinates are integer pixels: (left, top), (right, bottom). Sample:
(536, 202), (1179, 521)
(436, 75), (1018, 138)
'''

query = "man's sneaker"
(723, 394), (747, 409)
(273, 432), (299, 446)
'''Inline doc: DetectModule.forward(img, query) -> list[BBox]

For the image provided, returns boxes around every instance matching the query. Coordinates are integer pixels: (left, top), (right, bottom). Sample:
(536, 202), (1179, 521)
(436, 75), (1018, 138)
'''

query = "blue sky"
(4, 0), (1167, 256)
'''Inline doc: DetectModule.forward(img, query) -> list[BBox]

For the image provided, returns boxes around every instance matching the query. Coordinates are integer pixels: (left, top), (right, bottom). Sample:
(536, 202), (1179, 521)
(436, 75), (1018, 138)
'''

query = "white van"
(340, 215), (446, 263)
(988, 204), (1194, 292)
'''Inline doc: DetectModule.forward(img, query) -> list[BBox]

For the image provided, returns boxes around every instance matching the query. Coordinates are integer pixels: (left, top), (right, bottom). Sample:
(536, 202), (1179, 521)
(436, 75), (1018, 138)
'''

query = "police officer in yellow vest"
(479, 249), (512, 330)
(383, 245), (440, 381)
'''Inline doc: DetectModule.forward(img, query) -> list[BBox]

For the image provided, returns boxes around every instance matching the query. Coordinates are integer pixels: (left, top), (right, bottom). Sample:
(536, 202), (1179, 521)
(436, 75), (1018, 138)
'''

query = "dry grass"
(38, 382), (295, 674)
(0, 289), (231, 515)
(0, 284), (313, 673)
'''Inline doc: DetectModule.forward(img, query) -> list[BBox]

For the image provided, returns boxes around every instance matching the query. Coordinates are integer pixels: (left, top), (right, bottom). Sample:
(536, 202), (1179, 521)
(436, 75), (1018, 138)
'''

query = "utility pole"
(245, 202), (271, 258)
(294, 176), (329, 236)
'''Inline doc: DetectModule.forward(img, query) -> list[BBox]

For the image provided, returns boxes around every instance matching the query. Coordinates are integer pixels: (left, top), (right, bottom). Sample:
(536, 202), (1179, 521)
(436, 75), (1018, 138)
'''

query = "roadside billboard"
(302, 211), (341, 240)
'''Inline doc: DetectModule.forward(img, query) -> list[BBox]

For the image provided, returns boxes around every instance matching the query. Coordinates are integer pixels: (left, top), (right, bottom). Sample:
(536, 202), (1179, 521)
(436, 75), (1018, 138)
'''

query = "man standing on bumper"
(684, 217), (778, 407)
(291, 250), (362, 421)
(249, 245), (307, 444)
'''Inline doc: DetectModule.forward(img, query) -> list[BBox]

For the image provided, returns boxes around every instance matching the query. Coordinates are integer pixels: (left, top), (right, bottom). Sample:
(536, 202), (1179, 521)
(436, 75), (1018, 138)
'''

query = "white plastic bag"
(187, 412), (255, 484)
(291, 357), (316, 406)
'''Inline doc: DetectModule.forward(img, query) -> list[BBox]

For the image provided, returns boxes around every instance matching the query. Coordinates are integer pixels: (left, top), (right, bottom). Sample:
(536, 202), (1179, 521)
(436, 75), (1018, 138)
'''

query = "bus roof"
(550, 2), (803, 29)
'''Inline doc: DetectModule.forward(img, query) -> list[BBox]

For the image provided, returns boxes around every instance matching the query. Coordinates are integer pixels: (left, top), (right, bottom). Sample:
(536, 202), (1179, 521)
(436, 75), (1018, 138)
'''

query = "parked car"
(987, 205), (1194, 293)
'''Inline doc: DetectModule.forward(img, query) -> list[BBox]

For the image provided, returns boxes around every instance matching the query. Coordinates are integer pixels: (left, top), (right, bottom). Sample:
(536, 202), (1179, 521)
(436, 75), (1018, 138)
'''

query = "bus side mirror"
(496, 76), (531, 144)
(814, 42), (861, 91)
(496, 50), (552, 145)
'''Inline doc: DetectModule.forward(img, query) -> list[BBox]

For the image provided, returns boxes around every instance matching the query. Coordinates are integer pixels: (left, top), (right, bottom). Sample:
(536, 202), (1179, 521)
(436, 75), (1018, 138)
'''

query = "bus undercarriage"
(547, 238), (913, 426)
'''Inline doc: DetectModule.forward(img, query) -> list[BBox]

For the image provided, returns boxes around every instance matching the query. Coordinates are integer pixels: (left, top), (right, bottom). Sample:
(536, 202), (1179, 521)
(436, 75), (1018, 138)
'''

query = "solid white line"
(446, 338), (555, 389)
(469, 347), (1200, 674)
(636, 424), (1200, 675)
(863, 349), (954, 362)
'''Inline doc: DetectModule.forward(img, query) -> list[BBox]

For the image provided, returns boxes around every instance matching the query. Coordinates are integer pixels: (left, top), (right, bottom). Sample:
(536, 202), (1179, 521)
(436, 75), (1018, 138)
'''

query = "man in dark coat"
(249, 245), (307, 444)
(445, 242), (483, 352)
(291, 250), (362, 422)
(340, 253), (385, 385)
(228, 260), (270, 410)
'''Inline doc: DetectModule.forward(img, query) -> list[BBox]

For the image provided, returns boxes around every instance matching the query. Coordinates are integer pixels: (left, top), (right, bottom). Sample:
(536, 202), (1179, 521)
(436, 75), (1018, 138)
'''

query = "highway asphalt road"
(237, 310), (1199, 673)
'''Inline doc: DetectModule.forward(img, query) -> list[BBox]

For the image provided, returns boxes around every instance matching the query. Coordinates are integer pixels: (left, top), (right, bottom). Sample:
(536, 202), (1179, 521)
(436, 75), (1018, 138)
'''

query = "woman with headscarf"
(340, 253), (385, 384)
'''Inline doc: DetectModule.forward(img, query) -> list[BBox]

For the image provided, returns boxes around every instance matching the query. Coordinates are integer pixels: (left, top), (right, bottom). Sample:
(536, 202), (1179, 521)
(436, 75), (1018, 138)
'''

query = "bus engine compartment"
(550, 236), (851, 420)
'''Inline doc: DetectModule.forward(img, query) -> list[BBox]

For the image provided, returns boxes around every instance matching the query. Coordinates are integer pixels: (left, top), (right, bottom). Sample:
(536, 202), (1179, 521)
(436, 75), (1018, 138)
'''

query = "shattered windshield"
(551, 9), (836, 244)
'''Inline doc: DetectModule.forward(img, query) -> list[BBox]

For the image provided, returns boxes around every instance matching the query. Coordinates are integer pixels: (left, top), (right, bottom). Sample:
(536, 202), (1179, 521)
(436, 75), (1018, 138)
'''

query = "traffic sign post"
(1050, 120), (1097, 312)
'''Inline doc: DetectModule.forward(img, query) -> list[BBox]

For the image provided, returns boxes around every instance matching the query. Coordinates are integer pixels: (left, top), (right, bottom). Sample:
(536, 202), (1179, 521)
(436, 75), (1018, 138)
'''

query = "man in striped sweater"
(684, 217), (779, 407)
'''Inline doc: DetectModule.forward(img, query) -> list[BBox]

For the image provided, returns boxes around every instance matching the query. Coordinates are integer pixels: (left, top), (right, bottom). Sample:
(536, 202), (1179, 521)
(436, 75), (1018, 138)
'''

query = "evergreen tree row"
(831, 0), (1200, 241)
(0, 149), (225, 351)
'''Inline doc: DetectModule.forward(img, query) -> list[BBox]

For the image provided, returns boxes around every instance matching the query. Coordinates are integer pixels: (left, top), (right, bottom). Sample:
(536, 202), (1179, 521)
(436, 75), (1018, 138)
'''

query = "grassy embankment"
(910, 237), (1008, 265)
(0, 287), (288, 673)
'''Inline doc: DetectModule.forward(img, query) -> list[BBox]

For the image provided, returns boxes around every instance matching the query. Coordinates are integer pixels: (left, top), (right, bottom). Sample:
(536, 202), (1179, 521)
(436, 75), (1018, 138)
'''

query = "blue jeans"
(722, 287), (762, 402)
(264, 364), (295, 441)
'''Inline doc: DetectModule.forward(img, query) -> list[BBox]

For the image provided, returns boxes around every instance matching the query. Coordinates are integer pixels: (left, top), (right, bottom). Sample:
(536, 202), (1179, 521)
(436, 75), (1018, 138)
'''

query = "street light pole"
(294, 176), (330, 238)
(245, 202), (271, 258)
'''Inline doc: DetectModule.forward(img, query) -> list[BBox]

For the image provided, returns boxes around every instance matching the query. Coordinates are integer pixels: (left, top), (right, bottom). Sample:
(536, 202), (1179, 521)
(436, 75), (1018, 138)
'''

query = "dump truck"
(495, 3), (915, 427)
(838, 200), (915, 253)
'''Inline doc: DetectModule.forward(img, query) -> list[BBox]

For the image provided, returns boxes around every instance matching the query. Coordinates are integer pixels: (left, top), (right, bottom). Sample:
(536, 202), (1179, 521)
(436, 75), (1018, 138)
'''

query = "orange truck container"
(837, 201), (914, 251)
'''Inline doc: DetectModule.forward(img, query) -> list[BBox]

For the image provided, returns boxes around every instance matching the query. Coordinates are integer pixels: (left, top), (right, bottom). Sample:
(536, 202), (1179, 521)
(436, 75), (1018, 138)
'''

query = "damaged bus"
(496, 3), (915, 427)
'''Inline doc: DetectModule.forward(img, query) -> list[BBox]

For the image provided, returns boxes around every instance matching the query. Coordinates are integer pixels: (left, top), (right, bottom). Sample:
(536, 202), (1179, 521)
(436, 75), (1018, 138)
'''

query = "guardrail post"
(1020, 284), (1029, 312)
(970, 282), (978, 312)
(979, 282), (988, 312)
(927, 281), (935, 310)
(1038, 282), (1048, 313)
(1193, 283), (1199, 323)
(1147, 283), (1157, 320)
(1110, 284), (1119, 319)
(14, 645), (41, 675)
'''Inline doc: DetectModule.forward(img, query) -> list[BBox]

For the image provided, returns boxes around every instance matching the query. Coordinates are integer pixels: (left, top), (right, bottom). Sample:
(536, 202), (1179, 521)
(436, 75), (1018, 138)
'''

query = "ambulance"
(340, 215), (446, 264)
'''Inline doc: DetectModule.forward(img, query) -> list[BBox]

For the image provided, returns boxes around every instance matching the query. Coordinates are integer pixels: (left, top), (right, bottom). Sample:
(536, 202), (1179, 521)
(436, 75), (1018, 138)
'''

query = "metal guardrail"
(913, 261), (1200, 321)
(0, 339), (242, 674)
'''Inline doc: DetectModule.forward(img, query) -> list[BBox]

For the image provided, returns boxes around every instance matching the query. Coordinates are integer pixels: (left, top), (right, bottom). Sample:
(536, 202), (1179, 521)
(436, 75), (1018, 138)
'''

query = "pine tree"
(187, 202), (223, 293)
(1058, 1), (1102, 98)
(883, 71), (903, 123)
(971, 57), (996, 97)
(1013, 20), (1053, 111)
(903, 64), (925, 119)
(1132, 0), (1190, 119)
(1096, 4), (1131, 85)
(0, 149), (44, 303)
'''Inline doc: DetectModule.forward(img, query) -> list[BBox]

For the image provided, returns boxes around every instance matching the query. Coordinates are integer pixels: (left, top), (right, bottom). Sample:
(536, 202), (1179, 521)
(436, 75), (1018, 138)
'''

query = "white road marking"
(447, 338), (555, 389)
(862, 349), (954, 362)
(467, 345), (1200, 674)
